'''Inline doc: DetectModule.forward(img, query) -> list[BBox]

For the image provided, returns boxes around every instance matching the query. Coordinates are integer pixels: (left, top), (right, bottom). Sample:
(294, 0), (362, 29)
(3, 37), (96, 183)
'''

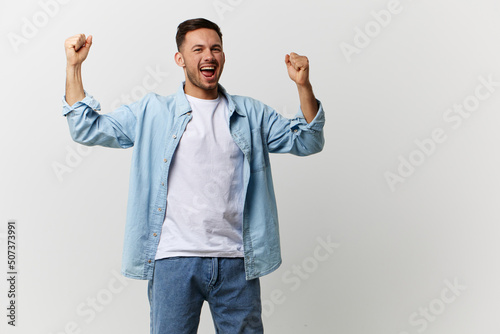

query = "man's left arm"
(263, 52), (324, 156)
(285, 52), (318, 123)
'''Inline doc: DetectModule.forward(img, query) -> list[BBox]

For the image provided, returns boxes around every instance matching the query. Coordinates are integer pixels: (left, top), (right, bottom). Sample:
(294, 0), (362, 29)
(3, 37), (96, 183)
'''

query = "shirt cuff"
(290, 99), (325, 132)
(62, 91), (101, 116)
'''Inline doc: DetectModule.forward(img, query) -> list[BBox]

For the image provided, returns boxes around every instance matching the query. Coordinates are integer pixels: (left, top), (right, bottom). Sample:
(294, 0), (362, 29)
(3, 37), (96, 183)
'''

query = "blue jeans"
(148, 257), (264, 334)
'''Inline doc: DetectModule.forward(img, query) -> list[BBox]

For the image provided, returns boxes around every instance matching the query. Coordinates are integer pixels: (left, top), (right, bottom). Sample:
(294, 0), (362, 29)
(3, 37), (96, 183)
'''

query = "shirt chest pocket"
(250, 127), (270, 173)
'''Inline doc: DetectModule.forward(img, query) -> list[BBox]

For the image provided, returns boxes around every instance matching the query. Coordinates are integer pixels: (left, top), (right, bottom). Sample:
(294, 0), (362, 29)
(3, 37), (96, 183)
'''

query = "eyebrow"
(191, 44), (222, 50)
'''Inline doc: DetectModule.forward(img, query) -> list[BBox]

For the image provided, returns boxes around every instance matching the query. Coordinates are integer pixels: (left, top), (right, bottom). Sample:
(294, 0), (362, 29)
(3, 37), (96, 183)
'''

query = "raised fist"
(65, 34), (92, 67)
(285, 52), (310, 87)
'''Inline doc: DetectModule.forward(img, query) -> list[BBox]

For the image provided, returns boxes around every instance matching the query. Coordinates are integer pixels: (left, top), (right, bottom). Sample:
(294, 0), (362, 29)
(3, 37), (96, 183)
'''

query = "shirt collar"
(174, 82), (245, 118)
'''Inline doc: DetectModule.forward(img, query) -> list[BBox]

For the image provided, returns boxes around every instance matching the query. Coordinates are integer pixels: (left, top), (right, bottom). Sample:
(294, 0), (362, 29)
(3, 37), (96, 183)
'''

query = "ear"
(175, 51), (185, 67)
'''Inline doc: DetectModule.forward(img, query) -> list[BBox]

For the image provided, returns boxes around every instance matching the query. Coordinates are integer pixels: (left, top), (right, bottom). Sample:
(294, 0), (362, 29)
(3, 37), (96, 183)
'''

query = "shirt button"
(293, 129), (298, 133)
(153, 233), (157, 237)
(172, 135), (177, 139)
(163, 158), (167, 163)
(187, 112), (191, 116)
(148, 260), (152, 263)
(158, 208), (162, 212)
(161, 182), (164, 186)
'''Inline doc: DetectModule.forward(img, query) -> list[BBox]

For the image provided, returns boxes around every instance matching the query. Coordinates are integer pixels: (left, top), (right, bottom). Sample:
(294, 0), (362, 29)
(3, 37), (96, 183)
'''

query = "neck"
(184, 81), (219, 100)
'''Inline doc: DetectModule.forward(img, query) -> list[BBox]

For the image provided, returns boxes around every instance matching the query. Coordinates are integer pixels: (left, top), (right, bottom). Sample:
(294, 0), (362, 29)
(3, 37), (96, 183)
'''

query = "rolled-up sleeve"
(62, 92), (137, 148)
(265, 100), (325, 156)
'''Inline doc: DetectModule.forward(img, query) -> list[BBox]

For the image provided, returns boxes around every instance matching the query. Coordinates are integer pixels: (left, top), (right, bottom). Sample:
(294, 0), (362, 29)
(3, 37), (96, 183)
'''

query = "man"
(63, 18), (324, 333)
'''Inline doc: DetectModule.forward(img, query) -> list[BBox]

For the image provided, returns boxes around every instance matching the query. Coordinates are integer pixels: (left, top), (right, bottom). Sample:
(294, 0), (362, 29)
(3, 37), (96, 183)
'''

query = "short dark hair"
(176, 18), (223, 51)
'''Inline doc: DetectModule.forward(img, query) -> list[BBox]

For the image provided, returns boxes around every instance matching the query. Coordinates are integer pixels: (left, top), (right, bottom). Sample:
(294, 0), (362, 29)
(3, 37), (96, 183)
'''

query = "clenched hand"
(65, 34), (92, 67)
(285, 52), (311, 87)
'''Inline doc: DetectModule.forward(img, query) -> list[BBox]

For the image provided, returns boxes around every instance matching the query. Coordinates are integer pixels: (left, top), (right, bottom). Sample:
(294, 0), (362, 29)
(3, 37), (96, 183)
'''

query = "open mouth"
(200, 65), (216, 79)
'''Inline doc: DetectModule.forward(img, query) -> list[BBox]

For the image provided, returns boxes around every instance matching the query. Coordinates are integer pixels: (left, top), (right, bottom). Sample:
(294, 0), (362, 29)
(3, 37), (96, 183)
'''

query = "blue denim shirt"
(62, 83), (325, 280)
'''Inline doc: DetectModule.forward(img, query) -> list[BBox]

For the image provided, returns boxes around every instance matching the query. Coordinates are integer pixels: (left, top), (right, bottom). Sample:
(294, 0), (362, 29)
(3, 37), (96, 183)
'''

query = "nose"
(203, 50), (215, 62)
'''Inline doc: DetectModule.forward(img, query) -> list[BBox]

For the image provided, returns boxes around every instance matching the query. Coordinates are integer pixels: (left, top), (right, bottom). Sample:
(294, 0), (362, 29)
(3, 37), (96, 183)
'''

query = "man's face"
(175, 28), (225, 97)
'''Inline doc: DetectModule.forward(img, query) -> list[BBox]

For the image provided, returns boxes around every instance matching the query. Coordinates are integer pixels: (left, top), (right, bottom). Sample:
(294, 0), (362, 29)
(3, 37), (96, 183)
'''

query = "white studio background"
(1, 0), (500, 333)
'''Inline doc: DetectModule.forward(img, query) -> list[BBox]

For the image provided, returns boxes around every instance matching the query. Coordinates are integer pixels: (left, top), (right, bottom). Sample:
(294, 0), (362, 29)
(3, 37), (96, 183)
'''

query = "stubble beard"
(185, 63), (221, 93)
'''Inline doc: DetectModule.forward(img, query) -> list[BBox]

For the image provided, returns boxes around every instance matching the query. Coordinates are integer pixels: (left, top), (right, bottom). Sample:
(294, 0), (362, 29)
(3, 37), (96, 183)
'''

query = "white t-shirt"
(155, 93), (245, 259)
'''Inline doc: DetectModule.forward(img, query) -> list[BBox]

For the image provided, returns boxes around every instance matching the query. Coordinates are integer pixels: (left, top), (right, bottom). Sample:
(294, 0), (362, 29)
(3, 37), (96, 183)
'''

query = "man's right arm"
(63, 34), (137, 148)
